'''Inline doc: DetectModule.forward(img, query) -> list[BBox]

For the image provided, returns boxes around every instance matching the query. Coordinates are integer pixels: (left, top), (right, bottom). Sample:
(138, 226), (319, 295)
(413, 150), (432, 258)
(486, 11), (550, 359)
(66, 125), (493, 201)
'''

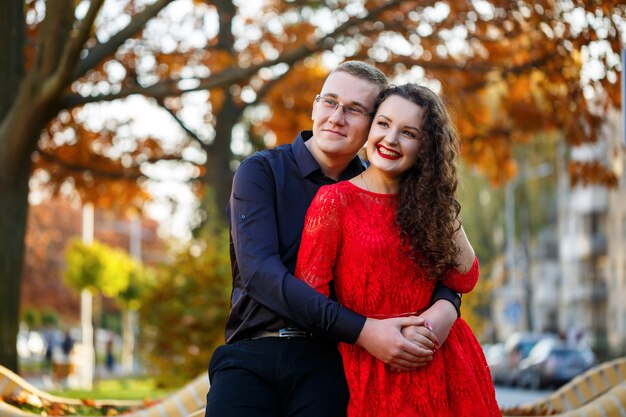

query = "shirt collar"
(293, 131), (320, 178)
(293, 130), (366, 180)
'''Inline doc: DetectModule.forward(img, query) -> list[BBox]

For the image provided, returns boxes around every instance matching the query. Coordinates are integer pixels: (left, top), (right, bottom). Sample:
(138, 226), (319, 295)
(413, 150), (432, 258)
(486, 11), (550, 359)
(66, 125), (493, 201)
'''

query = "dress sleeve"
(295, 186), (344, 298)
(441, 257), (480, 294)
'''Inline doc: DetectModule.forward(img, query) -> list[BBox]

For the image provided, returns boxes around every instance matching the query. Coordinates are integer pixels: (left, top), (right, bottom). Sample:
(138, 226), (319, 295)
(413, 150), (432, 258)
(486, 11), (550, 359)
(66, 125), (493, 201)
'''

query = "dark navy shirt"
(225, 131), (461, 343)
(225, 131), (367, 343)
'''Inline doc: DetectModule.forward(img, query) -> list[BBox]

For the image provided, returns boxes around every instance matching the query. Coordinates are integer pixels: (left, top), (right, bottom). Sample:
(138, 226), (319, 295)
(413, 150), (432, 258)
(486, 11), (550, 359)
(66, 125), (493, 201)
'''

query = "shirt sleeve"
(295, 186), (343, 297)
(441, 257), (480, 294)
(230, 157), (366, 343)
(429, 282), (462, 317)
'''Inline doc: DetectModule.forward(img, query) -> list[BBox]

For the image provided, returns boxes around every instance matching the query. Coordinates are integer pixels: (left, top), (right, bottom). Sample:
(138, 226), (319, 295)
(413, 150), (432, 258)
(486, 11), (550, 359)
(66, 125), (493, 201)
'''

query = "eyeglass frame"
(314, 95), (375, 118)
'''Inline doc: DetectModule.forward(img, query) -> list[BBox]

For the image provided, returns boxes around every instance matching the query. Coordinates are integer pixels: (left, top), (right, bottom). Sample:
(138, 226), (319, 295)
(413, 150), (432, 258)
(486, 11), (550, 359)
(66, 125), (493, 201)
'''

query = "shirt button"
(240, 214), (246, 220)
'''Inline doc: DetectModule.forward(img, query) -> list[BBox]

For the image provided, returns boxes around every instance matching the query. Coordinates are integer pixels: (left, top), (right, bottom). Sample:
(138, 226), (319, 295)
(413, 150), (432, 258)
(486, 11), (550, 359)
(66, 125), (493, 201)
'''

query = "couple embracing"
(205, 61), (500, 417)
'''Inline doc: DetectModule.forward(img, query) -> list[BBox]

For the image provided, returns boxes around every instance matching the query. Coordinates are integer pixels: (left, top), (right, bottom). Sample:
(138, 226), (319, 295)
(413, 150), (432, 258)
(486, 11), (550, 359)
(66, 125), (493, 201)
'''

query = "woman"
(295, 84), (500, 417)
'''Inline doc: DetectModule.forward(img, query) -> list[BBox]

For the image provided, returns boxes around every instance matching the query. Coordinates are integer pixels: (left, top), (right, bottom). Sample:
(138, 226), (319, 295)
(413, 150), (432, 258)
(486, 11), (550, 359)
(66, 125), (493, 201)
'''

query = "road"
(495, 384), (553, 408)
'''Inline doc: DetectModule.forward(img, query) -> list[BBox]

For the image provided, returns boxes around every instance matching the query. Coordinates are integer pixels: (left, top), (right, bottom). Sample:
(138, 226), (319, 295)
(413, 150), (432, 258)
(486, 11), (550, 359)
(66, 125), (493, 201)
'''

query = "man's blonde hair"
(330, 61), (388, 94)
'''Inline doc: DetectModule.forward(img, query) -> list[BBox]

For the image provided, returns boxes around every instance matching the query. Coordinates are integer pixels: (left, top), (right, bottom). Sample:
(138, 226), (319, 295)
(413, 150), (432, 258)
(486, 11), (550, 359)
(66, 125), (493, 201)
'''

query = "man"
(205, 61), (460, 417)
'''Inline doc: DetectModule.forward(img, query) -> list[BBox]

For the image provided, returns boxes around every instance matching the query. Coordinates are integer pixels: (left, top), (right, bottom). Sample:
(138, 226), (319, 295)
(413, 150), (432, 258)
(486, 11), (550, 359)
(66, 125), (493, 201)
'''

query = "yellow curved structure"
(3, 357), (626, 417)
(503, 357), (626, 416)
(0, 365), (208, 417)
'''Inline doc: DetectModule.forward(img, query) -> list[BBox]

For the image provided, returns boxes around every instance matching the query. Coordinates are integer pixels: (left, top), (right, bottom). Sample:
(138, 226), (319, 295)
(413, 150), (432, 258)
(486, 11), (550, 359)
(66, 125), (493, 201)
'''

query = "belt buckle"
(278, 328), (309, 338)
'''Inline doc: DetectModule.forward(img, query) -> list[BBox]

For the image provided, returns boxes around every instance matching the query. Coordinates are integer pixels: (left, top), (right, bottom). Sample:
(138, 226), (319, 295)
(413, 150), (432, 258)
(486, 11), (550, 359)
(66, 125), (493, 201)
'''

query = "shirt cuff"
(335, 308), (367, 344)
(430, 284), (462, 317)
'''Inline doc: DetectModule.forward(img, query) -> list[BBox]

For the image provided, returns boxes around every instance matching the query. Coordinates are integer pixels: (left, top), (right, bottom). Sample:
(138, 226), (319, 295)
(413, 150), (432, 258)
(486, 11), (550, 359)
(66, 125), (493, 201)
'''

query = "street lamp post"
(505, 163), (553, 333)
(79, 203), (95, 389)
(622, 48), (625, 145)
(121, 216), (142, 374)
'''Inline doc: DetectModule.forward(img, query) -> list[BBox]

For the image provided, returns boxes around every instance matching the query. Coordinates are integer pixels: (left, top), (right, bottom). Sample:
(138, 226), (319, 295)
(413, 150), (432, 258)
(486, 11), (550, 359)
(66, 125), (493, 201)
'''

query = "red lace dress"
(295, 181), (501, 417)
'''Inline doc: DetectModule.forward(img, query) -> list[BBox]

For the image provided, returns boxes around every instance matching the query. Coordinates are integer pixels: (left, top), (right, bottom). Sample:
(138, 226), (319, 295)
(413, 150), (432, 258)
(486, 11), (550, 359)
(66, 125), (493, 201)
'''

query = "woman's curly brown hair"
(376, 84), (461, 280)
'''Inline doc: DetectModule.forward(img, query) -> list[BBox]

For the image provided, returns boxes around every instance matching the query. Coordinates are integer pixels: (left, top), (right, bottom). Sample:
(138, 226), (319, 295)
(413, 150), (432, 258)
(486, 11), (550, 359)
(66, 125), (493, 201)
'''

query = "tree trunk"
(203, 0), (240, 218)
(205, 93), (240, 217)
(0, 159), (32, 372)
(0, 0), (25, 374)
(0, 0), (23, 119)
(0, 79), (61, 371)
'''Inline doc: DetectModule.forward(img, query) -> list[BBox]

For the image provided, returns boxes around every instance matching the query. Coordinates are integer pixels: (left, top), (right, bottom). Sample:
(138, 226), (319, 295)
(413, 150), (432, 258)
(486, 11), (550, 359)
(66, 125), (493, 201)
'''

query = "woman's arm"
(454, 223), (476, 273)
(404, 223), (477, 347)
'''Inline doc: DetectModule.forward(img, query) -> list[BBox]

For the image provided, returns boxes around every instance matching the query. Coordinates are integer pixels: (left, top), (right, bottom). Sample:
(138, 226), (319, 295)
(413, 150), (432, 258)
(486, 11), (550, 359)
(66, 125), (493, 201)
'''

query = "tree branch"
(251, 71), (289, 106)
(60, 0), (409, 107)
(463, 127), (513, 145)
(155, 99), (208, 149)
(458, 53), (558, 94)
(37, 1), (74, 78)
(36, 147), (195, 180)
(44, 0), (106, 100)
(74, 0), (176, 80)
(37, 149), (146, 181)
(60, 0), (106, 78)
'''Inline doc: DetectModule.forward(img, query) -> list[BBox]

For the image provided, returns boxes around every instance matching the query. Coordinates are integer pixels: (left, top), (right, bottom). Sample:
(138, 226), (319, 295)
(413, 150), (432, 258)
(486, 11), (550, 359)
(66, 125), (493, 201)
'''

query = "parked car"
(516, 339), (596, 389)
(492, 332), (548, 386)
(484, 343), (506, 383)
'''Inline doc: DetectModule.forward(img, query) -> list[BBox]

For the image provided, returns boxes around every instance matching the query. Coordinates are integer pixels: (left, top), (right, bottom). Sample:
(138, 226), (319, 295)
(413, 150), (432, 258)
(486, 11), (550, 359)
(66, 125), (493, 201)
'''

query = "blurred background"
(1, 0), (625, 406)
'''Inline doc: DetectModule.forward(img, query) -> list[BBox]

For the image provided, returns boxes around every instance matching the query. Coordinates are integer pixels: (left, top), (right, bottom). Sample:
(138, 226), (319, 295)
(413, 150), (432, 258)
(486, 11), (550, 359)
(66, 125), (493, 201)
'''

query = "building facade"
(490, 110), (625, 357)
(606, 111), (626, 355)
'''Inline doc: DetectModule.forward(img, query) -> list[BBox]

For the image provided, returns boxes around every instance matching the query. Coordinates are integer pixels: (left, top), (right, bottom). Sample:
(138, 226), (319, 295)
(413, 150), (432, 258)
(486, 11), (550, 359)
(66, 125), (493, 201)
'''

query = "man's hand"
(418, 299), (458, 346)
(356, 316), (434, 371)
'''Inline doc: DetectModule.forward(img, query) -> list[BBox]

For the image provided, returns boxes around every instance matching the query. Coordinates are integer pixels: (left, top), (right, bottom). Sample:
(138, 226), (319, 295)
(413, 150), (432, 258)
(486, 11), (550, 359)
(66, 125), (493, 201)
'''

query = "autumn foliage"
(139, 221), (231, 388)
(29, 0), (626, 200)
(21, 199), (83, 320)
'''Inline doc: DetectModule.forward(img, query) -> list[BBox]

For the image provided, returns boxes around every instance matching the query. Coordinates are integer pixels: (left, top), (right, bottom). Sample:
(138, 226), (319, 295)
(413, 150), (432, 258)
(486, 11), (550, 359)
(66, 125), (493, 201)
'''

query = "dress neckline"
(345, 179), (398, 198)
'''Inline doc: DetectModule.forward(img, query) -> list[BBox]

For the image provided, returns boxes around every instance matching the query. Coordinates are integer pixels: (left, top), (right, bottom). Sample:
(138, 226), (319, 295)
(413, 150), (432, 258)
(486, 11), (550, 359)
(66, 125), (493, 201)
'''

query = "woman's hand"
(418, 299), (458, 346)
(401, 322), (438, 352)
(387, 322), (437, 372)
(358, 316), (437, 371)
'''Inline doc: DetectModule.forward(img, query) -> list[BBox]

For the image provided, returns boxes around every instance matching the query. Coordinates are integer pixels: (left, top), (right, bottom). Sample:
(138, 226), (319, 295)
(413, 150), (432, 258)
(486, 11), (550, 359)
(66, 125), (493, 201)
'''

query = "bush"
(139, 220), (231, 388)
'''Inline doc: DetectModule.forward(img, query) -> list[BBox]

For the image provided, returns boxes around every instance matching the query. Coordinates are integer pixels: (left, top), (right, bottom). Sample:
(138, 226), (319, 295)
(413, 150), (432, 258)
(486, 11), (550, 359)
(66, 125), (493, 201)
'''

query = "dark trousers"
(205, 338), (349, 417)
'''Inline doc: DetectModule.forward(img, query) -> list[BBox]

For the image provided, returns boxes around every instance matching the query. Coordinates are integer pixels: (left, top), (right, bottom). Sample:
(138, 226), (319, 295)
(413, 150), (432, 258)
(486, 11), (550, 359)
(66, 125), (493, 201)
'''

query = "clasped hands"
(356, 300), (457, 372)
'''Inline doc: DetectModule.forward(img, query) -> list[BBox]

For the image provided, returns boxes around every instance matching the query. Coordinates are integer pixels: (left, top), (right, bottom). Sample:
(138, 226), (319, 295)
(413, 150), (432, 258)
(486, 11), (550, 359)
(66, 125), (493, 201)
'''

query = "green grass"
(50, 378), (172, 401)
(18, 359), (48, 375)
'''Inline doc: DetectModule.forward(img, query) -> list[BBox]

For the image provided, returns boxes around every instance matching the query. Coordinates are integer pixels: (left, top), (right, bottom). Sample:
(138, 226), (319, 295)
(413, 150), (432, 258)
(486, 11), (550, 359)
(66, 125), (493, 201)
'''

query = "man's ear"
(311, 97), (319, 121)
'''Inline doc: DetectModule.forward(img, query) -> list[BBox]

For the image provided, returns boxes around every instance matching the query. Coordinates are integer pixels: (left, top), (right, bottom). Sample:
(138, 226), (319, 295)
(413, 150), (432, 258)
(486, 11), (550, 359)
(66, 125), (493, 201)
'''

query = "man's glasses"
(315, 95), (374, 118)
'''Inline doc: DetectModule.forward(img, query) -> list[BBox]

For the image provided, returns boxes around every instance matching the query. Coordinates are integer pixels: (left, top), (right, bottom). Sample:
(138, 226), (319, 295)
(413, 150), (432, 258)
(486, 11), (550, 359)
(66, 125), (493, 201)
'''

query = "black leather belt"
(249, 327), (314, 339)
